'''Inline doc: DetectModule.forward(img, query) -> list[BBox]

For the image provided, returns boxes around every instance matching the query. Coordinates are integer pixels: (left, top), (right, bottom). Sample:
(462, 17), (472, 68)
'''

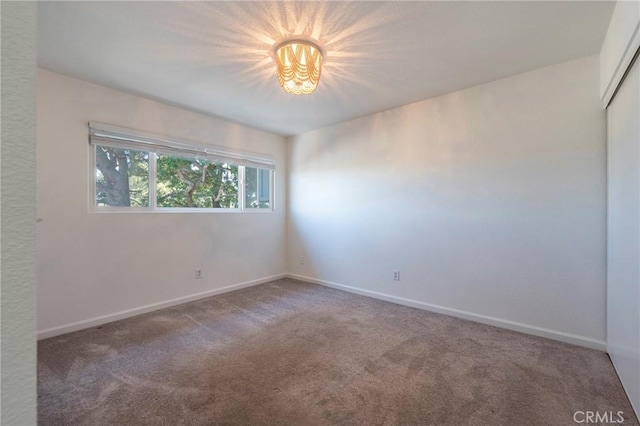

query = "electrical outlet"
(195, 269), (202, 279)
(393, 270), (400, 281)
(299, 256), (305, 265)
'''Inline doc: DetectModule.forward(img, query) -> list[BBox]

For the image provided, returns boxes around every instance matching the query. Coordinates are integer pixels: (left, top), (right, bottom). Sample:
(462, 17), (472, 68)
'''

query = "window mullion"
(149, 152), (157, 209)
(90, 144), (97, 209)
(239, 165), (245, 211)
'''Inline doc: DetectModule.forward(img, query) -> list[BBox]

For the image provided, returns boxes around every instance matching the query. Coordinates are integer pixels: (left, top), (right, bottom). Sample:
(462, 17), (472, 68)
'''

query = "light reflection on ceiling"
(38, 1), (614, 136)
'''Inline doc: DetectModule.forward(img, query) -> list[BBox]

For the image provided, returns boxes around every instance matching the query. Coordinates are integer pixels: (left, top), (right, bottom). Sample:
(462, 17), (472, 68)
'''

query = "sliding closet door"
(608, 57), (640, 415)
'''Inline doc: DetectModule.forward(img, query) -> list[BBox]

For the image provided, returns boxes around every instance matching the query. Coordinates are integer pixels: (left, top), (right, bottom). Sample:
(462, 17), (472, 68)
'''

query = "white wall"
(37, 69), (287, 337)
(607, 55), (640, 417)
(1, 2), (37, 423)
(602, 1), (640, 416)
(288, 55), (607, 349)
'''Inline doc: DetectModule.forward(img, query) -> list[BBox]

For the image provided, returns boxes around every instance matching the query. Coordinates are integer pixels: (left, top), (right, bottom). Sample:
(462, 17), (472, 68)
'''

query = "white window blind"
(89, 122), (276, 170)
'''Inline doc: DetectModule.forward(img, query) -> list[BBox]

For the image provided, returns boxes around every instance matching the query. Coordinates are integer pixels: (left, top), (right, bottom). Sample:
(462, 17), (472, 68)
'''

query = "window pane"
(244, 167), (271, 209)
(156, 154), (238, 208)
(95, 145), (149, 207)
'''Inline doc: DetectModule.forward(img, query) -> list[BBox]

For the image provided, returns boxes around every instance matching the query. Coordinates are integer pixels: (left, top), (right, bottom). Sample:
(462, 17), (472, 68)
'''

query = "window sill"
(89, 207), (274, 214)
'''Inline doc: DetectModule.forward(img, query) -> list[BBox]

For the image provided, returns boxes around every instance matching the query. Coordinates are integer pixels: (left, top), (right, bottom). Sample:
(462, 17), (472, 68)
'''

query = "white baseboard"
(37, 273), (287, 340)
(39, 272), (606, 352)
(287, 273), (606, 352)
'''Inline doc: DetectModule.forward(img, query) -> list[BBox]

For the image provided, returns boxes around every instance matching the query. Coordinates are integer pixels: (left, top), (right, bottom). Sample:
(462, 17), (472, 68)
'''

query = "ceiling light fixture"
(274, 40), (323, 95)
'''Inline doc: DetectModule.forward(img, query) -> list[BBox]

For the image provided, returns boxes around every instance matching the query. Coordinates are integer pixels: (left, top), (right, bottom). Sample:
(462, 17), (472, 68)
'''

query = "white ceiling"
(38, 1), (614, 137)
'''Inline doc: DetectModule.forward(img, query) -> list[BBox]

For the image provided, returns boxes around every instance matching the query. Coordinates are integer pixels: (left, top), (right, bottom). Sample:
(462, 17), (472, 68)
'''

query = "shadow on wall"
(286, 54), (607, 344)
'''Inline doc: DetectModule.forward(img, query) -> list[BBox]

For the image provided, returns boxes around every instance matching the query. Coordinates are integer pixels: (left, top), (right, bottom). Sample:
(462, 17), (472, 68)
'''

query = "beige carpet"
(38, 278), (637, 425)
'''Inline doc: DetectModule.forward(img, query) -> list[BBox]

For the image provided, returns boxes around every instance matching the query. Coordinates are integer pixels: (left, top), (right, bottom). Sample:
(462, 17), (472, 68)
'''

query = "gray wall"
(1, 2), (37, 424)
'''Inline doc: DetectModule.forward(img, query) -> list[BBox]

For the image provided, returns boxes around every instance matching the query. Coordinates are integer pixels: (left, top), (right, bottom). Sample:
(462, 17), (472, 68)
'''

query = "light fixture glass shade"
(275, 41), (323, 95)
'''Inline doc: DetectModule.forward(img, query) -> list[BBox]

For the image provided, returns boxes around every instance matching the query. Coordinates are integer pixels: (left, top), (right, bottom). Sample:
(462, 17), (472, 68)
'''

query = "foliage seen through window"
(94, 144), (271, 211)
(156, 155), (238, 208)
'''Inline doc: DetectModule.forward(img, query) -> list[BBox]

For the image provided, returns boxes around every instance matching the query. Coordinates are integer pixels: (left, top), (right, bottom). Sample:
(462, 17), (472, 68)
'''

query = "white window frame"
(88, 122), (275, 213)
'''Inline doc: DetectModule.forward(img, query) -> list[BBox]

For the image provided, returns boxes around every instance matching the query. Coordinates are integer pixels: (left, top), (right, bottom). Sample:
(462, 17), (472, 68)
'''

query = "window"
(155, 155), (239, 209)
(244, 167), (271, 209)
(95, 146), (149, 207)
(90, 122), (274, 212)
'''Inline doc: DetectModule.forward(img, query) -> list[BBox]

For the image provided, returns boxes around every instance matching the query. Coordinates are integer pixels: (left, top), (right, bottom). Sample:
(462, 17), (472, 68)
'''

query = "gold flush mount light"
(275, 40), (323, 95)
